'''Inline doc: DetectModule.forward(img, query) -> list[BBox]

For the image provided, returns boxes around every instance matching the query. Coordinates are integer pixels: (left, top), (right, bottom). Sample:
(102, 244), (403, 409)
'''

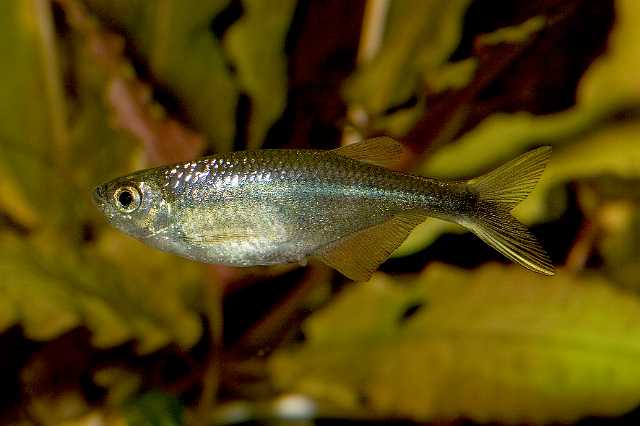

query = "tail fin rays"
(465, 146), (554, 275)
(468, 146), (552, 208)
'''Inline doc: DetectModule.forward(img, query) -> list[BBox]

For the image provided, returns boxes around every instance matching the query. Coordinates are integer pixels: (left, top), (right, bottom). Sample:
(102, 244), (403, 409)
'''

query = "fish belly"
(170, 187), (404, 266)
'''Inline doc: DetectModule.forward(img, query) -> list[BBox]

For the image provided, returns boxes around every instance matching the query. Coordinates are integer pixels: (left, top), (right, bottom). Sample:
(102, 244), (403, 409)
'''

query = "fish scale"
(93, 138), (554, 280)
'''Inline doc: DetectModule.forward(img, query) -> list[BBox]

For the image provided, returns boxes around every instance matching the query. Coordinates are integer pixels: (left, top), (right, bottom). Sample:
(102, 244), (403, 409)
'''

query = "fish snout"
(92, 184), (108, 207)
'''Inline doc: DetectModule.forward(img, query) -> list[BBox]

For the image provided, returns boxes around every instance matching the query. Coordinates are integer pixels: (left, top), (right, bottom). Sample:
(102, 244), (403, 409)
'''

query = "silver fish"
(92, 138), (553, 280)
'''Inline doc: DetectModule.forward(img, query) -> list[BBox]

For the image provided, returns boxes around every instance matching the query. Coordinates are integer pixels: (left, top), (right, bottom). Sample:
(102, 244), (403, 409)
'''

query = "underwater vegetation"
(2, 0), (640, 424)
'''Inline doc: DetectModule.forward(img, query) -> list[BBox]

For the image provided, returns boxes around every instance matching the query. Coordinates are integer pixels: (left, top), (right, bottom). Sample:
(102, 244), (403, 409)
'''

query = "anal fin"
(313, 210), (427, 281)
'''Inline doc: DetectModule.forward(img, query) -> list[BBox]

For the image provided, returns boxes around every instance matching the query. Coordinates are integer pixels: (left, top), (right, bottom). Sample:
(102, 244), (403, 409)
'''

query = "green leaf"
(270, 264), (640, 423)
(399, 0), (640, 256)
(0, 231), (206, 354)
(224, 0), (296, 149)
(94, 366), (142, 406)
(420, 0), (640, 182)
(580, 0), (640, 111)
(124, 392), (184, 426)
(422, 57), (477, 93)
(85, 0), (238, 152)
(392, 217), (463, 258)
(0, 0), (68, 226)
(0, 0), (138, 232)
(476, 15), (546, 46)
(343, 0), (471, 116)
(0, 0), (216, 355)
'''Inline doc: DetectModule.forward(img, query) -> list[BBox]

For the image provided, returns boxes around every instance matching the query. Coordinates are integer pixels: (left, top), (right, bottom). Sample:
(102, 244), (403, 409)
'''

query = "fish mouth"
(92, 184), (110, 211)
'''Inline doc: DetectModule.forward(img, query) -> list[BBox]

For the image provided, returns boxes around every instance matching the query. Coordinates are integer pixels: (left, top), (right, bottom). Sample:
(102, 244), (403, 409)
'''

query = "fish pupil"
(118, 190), (133, 207)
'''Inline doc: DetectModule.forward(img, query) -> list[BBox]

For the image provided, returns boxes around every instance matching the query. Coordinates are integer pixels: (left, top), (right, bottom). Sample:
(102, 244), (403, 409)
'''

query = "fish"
(92, 137), (554, 281)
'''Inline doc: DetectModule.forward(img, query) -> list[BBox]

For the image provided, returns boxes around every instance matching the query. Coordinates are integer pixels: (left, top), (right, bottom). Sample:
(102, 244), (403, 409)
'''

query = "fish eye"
(114, 186), (141, 213)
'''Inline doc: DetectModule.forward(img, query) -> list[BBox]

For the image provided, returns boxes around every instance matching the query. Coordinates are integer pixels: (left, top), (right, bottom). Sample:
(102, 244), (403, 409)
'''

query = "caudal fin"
(465, 146), (554, 275)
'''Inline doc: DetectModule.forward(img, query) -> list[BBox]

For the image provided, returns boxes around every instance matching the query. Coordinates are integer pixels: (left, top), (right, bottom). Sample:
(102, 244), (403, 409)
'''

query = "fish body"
(93, 138), (553, 280)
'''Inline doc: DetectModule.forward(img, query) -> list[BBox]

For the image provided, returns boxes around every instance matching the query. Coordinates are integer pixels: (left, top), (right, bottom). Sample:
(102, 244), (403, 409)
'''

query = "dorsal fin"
(312, 210), (427, 281)
(331, 137), (405, 168)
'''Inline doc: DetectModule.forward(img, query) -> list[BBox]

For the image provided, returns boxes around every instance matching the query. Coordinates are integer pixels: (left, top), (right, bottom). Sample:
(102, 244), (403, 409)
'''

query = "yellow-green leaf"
(0, 0), (67, 225)
(421, 0), (640, 182)
(0, 0), (138, 232)
(343, 0), (471, 116)
(270, 264), (640, 423)
(224, 0), (296, 149)
(400, 0), (640, 256)
(0, 231), (206, 354)
(0, 0), (216, 355)
(124, 392), (183, 426)
(85, 0), (238, 152)
(423, 57), (477, 93)
(477, 15), (546, 46)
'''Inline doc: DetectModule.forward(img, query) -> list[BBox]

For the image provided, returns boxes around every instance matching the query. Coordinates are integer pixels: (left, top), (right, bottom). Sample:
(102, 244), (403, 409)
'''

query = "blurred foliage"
(2, 0), (640, 425)
(398, 0), (640, 256)
(0, 231), (204, 351)
(343, 0), (471, 136)
(224, 0), (297, 149)
(271, 264), (640, 423)
(83, 0), (239, 153)
(124, 392), (184, 426)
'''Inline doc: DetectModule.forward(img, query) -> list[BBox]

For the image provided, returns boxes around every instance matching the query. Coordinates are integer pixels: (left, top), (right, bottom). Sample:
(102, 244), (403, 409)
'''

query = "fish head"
(92, 171), (172, 241)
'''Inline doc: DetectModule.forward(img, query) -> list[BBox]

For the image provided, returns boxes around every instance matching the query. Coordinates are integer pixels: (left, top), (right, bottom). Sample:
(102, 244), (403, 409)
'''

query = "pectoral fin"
(183, 231), (255, 244)
(313, 210), (427, 281)
(331, 137), (405, 168)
